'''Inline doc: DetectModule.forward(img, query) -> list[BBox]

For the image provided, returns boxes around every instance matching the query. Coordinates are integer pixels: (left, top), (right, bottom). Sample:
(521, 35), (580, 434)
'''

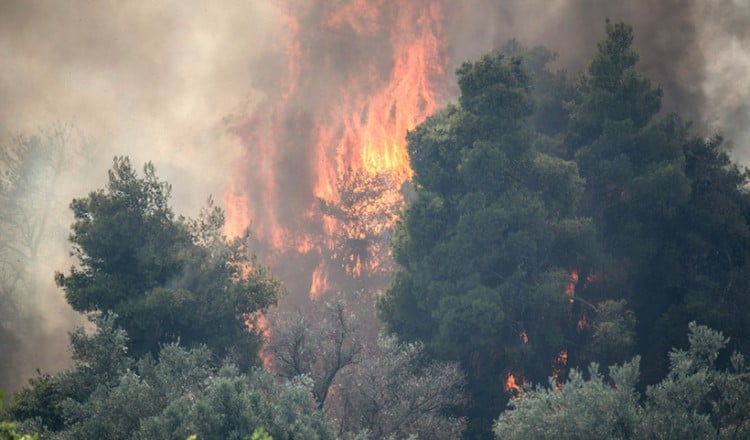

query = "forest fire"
(224, 0), (447, 299)
(565, 269), (579, 303)
(504, 372), (524, 395)
(309, 261), (330, 299)
(577, 312), (590, 331)
(551, 349), (568, 389)
(244, 311), (272, 368)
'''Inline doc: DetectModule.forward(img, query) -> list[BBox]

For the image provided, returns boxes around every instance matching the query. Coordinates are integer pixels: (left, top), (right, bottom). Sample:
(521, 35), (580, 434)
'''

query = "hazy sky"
(0, 0), (282, 214)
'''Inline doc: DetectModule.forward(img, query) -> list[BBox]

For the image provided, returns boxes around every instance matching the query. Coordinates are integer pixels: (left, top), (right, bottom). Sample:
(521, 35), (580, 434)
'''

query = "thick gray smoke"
(1, 0), (748, 391)
(451, 0), (750, 155)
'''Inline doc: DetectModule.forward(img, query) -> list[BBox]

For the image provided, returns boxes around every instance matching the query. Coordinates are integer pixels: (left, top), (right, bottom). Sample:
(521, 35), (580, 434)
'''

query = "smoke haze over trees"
(2, 0), (750, 388)
(0, 0), (750, 324)
(0, 126), (89, 391)
(2, 2), (750, 439)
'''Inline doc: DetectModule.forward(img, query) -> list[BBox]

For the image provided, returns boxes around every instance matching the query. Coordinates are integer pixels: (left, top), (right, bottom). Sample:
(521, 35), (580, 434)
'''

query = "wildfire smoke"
(3, 0), (750, 392)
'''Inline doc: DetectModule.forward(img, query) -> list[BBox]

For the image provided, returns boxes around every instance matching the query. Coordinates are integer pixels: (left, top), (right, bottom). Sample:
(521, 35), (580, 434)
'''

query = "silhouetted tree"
(55, 157), (280, 369)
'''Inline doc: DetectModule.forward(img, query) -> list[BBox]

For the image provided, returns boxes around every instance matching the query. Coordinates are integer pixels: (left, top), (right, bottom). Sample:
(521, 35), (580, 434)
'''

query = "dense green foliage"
(378, 33), (594, 439)
(564, 22), (750, 384)
(494, 323), (750, 439)
(5, 315), (333, 440)
(0, 421), (37, 440)
(55, 157), (280, 369)
(379, 21), (750, 438)
(0, 391), (37, 440)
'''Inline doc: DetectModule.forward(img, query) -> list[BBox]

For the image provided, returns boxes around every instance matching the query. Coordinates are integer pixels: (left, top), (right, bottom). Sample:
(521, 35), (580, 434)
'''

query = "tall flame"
(224, 0), (448, 299)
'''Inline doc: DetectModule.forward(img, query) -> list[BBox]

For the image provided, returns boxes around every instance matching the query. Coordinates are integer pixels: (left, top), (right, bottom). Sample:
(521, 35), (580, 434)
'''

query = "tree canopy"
(565, 21), (750, 384)
(379, 38), (595, 440)
(5, 314), (333, 440)
(55, 157), (280, 369)
(379, 20), (750, 438)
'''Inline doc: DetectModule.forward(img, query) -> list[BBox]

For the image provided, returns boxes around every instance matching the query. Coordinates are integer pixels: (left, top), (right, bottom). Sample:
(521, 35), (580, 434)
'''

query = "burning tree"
(223, 0), (447, 300)
(318, 169), (402, 286)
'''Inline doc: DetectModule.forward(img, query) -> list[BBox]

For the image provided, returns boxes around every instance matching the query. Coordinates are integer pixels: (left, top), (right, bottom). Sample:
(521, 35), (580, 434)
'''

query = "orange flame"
(309, 261), (331, 299)
(310, 1), (445, 285)
(312, 0), (443, 188)
(504, 372), (524, 395)
(565, 269), (578, 303)
(245, 311), (272, 369)
(556, 349), (568, 365)
(577, 312), (590, 331)
(224, 188), (251, 239)
(225, 0), (448, 299)
(551, 349), (568, 389)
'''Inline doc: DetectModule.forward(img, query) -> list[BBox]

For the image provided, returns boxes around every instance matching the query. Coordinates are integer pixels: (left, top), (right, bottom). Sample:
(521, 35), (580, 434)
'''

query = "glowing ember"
(551, 349), (568, 389)
(577, 312), (590, 331)
(504, 372), (524, 395)
(565, 269), (578, 303)
(581, 271), (604, 291)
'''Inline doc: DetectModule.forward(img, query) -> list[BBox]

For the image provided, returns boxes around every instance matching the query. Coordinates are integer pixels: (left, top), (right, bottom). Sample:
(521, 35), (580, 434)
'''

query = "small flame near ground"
(504, 372), (524, 396)
(577, 312), (590, 331)
(565, 269), (578, 303)
(551, 349), (568, 389)
(245, 311), (272, 369)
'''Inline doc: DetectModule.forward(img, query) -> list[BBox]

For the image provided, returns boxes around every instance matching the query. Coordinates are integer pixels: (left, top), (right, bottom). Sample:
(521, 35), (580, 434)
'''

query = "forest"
(2, 21), (750, 440)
